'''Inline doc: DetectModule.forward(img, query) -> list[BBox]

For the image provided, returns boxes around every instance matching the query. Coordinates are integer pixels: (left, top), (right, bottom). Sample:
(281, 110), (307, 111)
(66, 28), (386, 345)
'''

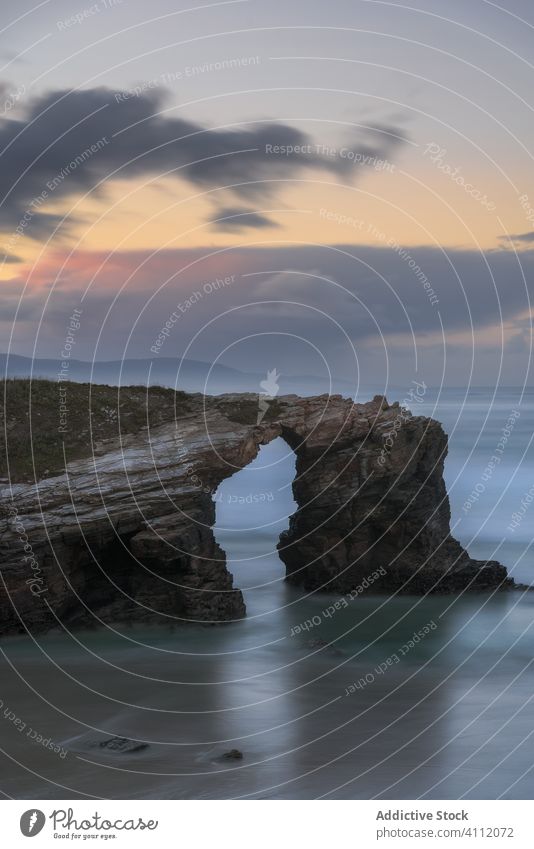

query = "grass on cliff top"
(0, 378), (191, 482)
(217, 397), (286, 425)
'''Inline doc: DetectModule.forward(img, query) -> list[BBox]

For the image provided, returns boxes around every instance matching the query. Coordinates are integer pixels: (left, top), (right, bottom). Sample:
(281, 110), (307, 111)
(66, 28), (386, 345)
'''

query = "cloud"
(0, 85), (406, 238)
(0, 275), (49, 322)
(12, 243), (534, 336)
(4, 243), (534, 386)
(209, 206), (279, 232)
(505, 330), (531, 354)
(499, 231), (534, 245)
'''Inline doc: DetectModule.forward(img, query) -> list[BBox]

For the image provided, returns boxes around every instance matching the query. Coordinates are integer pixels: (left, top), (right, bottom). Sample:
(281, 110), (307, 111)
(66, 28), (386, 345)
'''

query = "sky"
(1, 0), (534, 387)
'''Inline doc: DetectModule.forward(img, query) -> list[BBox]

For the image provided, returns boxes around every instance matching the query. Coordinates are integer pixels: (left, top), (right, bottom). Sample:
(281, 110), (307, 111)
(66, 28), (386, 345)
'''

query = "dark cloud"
(0, 85), (406, 237)
(505, 331), (530, 354)
(499, 231), (534, 245)
(4, 243), (533, 387)
(210, 206), (279, 231)
(0, 276), (47, 322)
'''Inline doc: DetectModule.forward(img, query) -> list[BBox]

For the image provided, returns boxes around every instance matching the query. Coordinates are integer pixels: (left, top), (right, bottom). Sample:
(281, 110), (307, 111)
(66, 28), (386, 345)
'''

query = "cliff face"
(275, 394), (508, 594)
(0, 389), (509, 635)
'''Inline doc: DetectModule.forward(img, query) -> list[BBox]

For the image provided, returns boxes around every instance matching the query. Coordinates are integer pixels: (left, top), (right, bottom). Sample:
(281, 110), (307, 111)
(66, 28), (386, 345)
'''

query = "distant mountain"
(0, 353), (357, 396)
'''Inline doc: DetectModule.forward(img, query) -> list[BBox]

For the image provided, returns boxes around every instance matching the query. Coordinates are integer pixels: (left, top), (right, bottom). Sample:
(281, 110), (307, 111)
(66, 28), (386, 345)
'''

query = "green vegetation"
(0, 379), (191, 482)
(218, 397), (285, 425)
(0, 379), (286, 482)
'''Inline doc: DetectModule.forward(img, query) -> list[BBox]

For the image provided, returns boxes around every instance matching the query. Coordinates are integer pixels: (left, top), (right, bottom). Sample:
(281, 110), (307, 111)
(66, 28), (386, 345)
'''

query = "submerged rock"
(94, 736), (149, 754)
(306, 638), (343, 656)
(221, 749), (243, 760)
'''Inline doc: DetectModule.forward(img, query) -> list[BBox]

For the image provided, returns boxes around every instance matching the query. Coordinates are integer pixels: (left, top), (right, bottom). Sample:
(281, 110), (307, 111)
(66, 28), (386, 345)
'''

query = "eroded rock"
(0, 389), (511, 636)
(220, 749), (243, 760)
(93, 736), (149, 754)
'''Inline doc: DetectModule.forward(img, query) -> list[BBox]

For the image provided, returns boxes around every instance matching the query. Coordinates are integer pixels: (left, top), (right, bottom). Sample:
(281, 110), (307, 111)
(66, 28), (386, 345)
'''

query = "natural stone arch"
(0, 390), (509, 635)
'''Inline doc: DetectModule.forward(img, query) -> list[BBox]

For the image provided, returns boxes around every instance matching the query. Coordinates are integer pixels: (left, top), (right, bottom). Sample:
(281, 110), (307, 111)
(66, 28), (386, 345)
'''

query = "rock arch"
(0, 391), (509, 635)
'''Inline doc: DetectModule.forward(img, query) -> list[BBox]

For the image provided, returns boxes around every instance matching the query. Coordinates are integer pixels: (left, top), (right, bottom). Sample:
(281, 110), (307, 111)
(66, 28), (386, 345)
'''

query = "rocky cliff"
(0, 384), (510, 635)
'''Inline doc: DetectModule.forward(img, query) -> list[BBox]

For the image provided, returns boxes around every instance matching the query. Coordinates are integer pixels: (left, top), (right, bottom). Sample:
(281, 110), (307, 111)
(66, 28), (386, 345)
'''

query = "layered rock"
(276, 394), (509, 594)
(0, 389), (510, 635)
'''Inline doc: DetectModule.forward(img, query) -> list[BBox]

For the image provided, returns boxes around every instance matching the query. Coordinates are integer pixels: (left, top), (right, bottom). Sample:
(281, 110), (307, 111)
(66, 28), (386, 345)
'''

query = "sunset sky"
(1, 0), (534, 387)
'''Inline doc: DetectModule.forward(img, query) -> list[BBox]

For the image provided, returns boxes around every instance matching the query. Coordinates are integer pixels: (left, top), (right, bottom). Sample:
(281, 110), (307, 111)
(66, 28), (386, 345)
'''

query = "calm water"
(1, 388), (534, 799)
